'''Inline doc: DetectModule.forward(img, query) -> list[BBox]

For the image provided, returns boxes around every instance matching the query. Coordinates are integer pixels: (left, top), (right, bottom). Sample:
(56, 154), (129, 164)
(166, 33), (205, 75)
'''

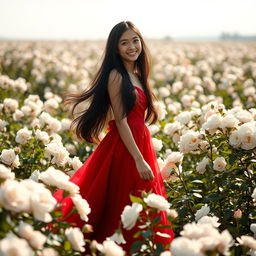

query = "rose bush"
(0, 40), (256, 255)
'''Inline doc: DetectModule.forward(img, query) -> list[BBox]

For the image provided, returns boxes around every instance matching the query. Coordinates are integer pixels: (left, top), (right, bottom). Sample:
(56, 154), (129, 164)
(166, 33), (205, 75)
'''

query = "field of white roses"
(0, 39), (256, 256)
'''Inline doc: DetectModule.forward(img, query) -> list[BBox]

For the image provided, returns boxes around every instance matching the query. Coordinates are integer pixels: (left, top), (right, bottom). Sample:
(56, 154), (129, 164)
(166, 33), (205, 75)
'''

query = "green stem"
(176, 165), (194, 216)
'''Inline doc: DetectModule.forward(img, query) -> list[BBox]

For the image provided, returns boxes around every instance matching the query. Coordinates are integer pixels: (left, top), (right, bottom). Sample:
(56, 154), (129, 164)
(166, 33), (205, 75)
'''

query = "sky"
(0, 0), (256, 40)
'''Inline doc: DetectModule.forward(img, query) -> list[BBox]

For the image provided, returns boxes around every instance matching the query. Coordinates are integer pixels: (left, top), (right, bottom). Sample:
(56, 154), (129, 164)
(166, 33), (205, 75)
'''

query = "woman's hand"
(135, 158), (155, 181)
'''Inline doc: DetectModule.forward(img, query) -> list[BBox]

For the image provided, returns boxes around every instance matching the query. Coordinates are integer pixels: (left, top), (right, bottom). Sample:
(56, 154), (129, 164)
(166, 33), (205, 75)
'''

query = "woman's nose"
(128, 43), (136, 50)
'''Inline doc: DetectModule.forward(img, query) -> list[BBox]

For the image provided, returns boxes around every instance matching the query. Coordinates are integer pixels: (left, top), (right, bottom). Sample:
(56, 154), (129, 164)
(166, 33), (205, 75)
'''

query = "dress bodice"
(107, 86), (147, 130)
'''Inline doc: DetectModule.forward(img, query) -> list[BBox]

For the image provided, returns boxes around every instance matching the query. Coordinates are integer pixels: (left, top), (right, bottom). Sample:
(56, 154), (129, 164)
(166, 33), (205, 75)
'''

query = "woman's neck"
(123, 61), (135, 73)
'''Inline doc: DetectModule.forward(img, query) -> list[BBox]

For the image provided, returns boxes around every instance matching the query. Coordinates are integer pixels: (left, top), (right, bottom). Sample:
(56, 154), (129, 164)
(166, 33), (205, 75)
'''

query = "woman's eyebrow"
(120, 36), (139, 42)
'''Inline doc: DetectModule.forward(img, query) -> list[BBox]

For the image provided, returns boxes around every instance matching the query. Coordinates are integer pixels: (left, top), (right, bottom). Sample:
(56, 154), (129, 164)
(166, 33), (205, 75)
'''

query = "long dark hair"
(66, 21), (158, 143)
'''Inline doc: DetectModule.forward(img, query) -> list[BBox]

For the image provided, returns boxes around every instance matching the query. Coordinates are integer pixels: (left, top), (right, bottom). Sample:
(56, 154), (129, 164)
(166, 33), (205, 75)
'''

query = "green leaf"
(130, 240), (143, 254)
(191, 179), (204, 184)
(158, 224), (172, 229)
(155, 242), (164, 254)
(133, 231), (141, 238)
(64, 240), (72, 251)
(130, 194), (144, 204)
(205, 193), (222, 202)
(223, 209), (234, 220)
(151, 215), (162, 226)
(193, 193), (202, 198)
(141, 229), (153, 238)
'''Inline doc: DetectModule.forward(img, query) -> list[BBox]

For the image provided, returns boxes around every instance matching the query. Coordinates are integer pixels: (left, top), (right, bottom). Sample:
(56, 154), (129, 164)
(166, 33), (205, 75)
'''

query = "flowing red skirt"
(53, 87), (174, 253)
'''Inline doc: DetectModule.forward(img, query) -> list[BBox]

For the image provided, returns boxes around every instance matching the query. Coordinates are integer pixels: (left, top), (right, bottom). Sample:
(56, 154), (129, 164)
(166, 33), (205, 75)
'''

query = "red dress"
(53, 86), (174, 252)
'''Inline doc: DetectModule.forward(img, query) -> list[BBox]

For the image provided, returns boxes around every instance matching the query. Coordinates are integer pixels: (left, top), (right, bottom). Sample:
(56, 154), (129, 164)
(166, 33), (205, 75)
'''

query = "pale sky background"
(0, 0), (256, 40)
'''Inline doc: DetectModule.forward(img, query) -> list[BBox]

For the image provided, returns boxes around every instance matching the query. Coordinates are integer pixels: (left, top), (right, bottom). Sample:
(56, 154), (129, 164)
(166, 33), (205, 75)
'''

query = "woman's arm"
(107, 69), (154, 181)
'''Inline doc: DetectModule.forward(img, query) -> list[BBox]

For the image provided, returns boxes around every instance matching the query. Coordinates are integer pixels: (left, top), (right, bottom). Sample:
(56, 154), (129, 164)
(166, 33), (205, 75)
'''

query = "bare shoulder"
(107, 69), (122, 94)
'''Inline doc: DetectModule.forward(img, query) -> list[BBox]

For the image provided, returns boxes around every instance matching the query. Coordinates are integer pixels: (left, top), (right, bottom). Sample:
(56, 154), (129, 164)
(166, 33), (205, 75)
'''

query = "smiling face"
(117, 29), (142, 65)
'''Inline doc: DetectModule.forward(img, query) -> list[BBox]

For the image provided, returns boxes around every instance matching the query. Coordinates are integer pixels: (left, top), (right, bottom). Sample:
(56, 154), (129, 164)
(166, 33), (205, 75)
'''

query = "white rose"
(144, 193), (170, 211)
(179, 130), (200, 153)
(21, 105), (32, 115)
(197, 236), (218, 252)
(160, 251), (172, 256)
(195, 204), (210, 221)
(175, 111), (192, 125)
(29, 230), (47, 250)
(48, 117), (62, 133)
(39, 166), (79, 195)
(29, 170), (41, 182)
(159, 87), (170, 97)
(12, 154), (20, 168)
(15, 127), (32, 144)
(40, 248), (59, 256)
(44, 98), (59, 113)
(13, 109), (24, 121)
(197, 216), (220, 227)
(50, 133), (62, 143)
(90, 240), (104, 251)
(181, 95), (195, 108)
(166, 209), (178, 219)
(250, 108), (256, 120)
(181, 222), (218, 240)
(60, 180), (80, 196)
(166, 152), (183, 164)
(18, 222), (34, 240)
(237, 235), (256, 251)
(71, 194), (91, 222)
(101, 240), (126, 256)
(21, 178), (45, 193)
(171, 237), (203, 256)
(0, 149), (16, 165)
(65, 227), (85, 252)
(152, 138), (163, 151)
(65, 144), (77, 155)
(107, 232), (126, 245)
(61, 118), (72, 131)
(157, 157), (165, 171)
(237, 122), (256, 150)
(229, 130), (241, 148)
(45, 141), (70, 167)
(69, 156), (83, 171)
(39, 112), (52, 126)
(147, 124), (160, 136)
(0, 164), (15, 180)
(154, 101), (167, 120)
(0, 119), (8, 131)
(235, 110), (253, 123)
(31, 118), (41, 129)
(202, 113), (222, 132)
(35, 129), (50, 145)
(0, 234), (33, 256)
(164, 121), (182, 136)
(219, 114), (239, 129)
(0, 179), (31, 213)
(213, 157), (227, 172)
(172, 81), (183, 94)
(3, 98), (19, 111)
(161, 164), (178, 181)
(250, 224), (256, 235)
(29, 184), (57, 222)
(121, 203), (143, 230)
(217, 229), (234, 254)
(196, 157), (209, 174)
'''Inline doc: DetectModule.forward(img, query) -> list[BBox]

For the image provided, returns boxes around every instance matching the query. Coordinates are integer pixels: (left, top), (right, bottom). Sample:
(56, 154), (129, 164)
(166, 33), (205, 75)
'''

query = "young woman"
(53, 21), (174, 252)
